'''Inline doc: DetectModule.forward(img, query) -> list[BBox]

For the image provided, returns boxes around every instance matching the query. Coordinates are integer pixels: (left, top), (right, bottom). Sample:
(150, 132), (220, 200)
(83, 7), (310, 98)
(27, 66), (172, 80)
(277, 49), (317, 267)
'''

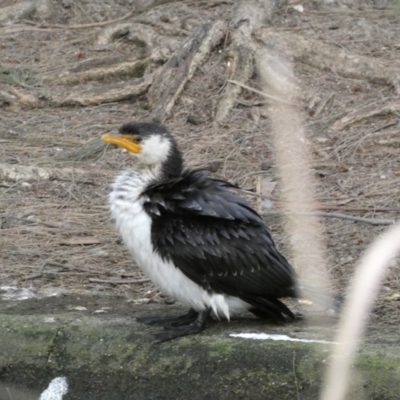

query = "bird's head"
(101, 122), (183, 178)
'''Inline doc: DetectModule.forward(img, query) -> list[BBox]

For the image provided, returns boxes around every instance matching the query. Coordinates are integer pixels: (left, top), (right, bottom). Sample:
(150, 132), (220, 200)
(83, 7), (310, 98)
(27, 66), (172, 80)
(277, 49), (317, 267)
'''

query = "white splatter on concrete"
(230, 333), (337, 345)
(39, 377), (68, 400)
(0, 286), (36, 300)
(0, 286), (61, 301)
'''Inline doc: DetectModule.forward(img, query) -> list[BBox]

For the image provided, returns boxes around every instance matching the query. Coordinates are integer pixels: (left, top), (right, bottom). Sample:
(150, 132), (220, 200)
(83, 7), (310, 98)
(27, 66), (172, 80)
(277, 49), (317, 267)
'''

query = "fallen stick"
(330, 100), (400, 131)
(26, 260), (92, 281)
(239, 189), (400, 213)
(55, 58), (149, 85)
(26, 273), (45, 281)
(22, 8), (137, 30)
(258, 30), (400, 94)
(227, 80), (298, 106)
(39, 261), (93, 274)
(262, 210), (395, 225)
(4, 217), (74, 230)
(0, 163), (86, 183)
(313, 212), (395, 225)
(316, 205), (400, 213)
(88, 278), (151, 284)
(52, 73), (154, 106)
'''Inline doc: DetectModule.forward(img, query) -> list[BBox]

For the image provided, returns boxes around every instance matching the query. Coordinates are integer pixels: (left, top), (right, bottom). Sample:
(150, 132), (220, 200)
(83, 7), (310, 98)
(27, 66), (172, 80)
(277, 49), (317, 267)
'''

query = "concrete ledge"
(0, 295), (399, 399)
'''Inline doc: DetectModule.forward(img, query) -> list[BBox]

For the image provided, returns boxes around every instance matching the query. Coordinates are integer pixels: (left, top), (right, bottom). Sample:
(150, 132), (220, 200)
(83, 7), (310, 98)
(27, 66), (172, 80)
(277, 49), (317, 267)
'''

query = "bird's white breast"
(109, 169), (249, 319)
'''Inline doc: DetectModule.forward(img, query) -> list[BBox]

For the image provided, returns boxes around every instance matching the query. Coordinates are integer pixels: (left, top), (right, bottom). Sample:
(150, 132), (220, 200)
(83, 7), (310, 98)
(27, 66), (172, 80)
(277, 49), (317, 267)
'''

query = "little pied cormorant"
(102, 122), (336, 342)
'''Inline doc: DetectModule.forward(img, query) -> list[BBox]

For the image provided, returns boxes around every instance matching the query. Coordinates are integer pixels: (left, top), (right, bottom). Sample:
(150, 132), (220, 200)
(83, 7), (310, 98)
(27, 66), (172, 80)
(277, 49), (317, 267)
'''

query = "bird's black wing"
(142, 170), (297, 319)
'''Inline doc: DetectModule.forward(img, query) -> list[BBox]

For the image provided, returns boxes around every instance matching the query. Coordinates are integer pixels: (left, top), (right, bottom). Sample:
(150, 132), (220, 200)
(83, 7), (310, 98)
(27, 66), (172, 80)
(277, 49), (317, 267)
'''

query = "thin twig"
(40, 260), (92, 274)
(238, 189), (400, 213)
(89, 278), (150, 284)
(22, 8), (137, 30)
(5, 216), (75, 230)
(0, 182), (19, 198)
(262, 210), (395, 225)
(26, 261), (113, 280)
(227, 80), (299, 106)
(26, 272), (44, 280)
(311, 211), (395, 225)
(314, 205), (399, 213)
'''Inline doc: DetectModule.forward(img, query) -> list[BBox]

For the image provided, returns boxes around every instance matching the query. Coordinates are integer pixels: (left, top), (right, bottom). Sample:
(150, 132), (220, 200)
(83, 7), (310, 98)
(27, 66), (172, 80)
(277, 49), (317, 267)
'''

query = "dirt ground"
(0, 0), (400, 330)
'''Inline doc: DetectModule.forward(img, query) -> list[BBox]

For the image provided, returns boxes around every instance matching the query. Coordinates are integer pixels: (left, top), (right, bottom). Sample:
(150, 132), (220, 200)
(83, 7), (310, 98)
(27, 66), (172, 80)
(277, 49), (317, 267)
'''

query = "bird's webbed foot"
(153, 308), (211, 343)
(136, 308), (198, 327)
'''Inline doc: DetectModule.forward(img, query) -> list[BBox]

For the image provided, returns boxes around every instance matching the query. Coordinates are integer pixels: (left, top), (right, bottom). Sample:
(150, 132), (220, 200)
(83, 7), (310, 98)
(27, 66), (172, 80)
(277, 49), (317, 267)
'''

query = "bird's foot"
(153, 308), (211, 343)
(154, 324), (204, 343)
(136, 308), (198, 327)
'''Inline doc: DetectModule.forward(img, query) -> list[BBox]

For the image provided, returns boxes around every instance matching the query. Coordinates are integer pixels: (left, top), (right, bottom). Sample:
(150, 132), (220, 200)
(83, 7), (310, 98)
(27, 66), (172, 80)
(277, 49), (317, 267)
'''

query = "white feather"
(137, 134), (171, 166)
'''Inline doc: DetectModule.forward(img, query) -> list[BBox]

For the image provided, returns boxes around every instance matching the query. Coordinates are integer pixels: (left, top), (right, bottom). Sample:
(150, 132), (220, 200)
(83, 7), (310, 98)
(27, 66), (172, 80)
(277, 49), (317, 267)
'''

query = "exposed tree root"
(51, 73), (154, 107)
(0, 85), (37, 108)
(214, 0), (279, 125)
(96, 21), (181, 56)
(330, 100), (400, 131)
(147, 20), (226, 123)
(1, 0), (398, 125)
(0, 163), (86, 183)
(134, 17), (190, 36)
(214, 46), (254, 125)
(31, 7), (136, 30)
(258, 29), (400, 94)
(54, 58), (150, 85)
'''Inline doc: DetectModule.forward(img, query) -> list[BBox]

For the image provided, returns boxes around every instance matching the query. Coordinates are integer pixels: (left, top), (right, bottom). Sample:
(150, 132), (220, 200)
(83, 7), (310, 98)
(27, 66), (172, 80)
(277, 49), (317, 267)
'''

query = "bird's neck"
(133, 162), (177, 187)
(135, 146), (183, 182)
(136, 162), (163, 179)
(161, 145), (184, 180)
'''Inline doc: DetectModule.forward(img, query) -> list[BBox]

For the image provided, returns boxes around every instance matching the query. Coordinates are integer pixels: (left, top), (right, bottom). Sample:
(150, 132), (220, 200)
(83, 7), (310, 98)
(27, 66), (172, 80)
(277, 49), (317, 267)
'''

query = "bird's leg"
(153, 308), (211, 343)
(136, 308), (198, 327)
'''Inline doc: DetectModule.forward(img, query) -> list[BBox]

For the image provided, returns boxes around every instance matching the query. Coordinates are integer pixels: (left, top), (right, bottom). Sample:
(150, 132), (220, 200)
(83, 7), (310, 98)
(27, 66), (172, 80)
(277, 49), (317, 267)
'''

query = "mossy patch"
(1, 306), (400, 399)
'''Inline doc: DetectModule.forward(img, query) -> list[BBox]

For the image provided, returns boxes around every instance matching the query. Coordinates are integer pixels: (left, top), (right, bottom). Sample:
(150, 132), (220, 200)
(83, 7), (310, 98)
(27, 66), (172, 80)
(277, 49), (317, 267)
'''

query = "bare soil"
(1, 0), (400, 330)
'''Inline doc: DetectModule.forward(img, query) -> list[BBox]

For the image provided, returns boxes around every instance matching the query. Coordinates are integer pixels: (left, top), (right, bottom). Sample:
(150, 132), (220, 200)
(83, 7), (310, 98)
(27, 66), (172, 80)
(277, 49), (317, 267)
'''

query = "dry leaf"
(260, 178), (277, 197)
(250, 106), (260, 123)
(385, 293), (400, 301)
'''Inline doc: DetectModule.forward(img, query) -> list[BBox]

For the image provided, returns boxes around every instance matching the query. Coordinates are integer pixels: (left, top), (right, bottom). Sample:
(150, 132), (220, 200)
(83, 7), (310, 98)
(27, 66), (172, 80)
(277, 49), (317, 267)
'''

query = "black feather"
(142, 169), (298, 320)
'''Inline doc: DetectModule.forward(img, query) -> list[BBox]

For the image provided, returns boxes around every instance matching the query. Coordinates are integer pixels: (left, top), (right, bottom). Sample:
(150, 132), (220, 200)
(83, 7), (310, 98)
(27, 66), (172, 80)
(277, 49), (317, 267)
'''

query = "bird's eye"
(135, 136), (142, 143)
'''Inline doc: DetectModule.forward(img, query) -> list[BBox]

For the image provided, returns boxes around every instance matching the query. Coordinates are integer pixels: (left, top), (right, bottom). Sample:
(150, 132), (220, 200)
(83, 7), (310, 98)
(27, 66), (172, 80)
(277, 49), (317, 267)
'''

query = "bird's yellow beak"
(101, 134), (142, 153)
